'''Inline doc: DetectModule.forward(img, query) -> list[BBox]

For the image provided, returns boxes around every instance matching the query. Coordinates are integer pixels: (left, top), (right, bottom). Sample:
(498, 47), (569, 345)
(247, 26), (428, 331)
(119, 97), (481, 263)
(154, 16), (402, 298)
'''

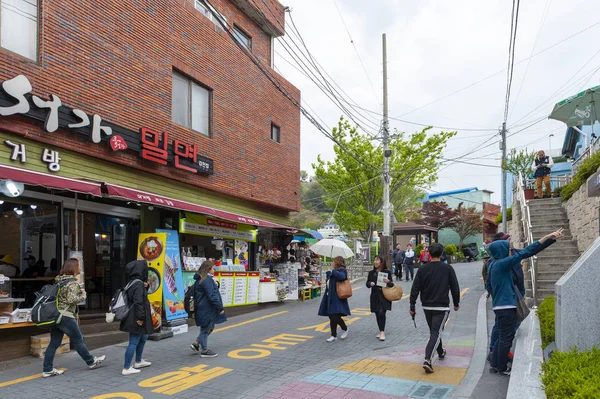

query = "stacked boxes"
(30, 334), (70, 358)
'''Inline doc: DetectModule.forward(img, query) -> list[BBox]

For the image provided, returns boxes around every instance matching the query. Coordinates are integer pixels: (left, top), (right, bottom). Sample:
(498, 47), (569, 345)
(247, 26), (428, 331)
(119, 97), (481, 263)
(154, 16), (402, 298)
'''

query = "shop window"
(194, 0), (227, 27)
(172, 71), (211, 136)
(0, 0), (38, 60)
(271, 123), (280, 143)
(233, 25), (251, 50)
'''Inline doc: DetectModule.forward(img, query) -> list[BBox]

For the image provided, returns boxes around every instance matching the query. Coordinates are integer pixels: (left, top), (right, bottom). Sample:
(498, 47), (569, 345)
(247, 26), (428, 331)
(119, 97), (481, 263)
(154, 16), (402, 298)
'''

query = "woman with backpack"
(42, 257), (106, 378)
(120, 260), (153, 376)
(190, 260), (226, 357)
(318, 256), (351, 342)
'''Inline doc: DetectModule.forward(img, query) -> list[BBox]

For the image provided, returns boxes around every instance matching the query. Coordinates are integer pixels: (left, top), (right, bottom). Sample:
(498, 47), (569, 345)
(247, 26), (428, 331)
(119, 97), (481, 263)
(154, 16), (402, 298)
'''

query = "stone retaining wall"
(563, 183), (600, 254)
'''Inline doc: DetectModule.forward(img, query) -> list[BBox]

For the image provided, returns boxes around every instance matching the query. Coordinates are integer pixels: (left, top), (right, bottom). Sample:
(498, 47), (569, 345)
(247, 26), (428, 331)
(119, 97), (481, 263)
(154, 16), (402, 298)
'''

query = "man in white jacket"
(531, 150), (554, 199)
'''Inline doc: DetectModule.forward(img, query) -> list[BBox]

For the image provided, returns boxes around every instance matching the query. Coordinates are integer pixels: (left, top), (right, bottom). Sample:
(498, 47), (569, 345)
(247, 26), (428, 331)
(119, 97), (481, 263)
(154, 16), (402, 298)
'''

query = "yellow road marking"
(402, 294), (410, 299)
(0, 368), (67, 388)
(480, 276), (483, 280)
(352, 287), (362, 291)
(213, 311), (287, 333)
(460, 288), (469, 298)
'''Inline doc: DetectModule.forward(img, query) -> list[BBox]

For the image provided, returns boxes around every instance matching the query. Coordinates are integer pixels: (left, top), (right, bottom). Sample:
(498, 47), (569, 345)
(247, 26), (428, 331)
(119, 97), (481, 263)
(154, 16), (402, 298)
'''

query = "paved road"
(0, 261), (486, 399)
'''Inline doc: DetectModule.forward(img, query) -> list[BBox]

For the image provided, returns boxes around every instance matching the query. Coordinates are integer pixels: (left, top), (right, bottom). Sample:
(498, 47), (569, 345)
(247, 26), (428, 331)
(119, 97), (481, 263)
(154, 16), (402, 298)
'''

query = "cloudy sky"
(274, 0), (600, 204)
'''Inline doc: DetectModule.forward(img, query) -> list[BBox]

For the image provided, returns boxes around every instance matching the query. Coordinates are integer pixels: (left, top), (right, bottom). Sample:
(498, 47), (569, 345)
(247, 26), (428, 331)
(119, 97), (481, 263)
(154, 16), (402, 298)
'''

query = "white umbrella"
(309, 239), (354, 259)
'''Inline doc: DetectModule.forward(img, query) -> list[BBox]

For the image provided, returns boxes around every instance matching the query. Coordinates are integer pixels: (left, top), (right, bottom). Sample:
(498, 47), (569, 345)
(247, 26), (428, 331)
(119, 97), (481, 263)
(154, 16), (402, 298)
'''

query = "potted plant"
(502, 148), (536, 200)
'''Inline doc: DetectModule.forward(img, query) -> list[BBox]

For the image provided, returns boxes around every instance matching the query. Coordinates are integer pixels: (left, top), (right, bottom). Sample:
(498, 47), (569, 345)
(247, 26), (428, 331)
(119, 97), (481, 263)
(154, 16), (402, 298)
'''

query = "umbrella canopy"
(309, 238), (354, 259)
(549, 85), (600, 127)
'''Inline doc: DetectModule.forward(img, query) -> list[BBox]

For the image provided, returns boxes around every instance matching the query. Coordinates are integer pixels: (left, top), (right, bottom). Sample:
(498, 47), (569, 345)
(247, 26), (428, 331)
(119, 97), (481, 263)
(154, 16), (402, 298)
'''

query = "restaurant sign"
(0, 74), (214, 175)
(180, 213), (257, 242)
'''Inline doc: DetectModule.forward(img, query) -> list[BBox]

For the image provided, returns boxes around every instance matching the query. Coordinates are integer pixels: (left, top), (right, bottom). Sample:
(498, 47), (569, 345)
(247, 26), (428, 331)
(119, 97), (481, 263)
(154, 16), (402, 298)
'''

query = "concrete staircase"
(527, 197), (580, 304)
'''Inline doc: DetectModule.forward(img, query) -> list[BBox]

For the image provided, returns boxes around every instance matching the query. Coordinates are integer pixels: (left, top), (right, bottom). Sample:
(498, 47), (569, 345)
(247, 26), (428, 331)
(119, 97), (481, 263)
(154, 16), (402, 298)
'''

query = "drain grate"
(412, 385), (433, 397)
(409, 384), (452, 399)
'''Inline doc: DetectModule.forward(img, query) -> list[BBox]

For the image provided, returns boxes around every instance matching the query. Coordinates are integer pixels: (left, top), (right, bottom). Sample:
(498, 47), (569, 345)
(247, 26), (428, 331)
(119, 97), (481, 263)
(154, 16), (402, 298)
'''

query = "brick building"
(0, 0), (301, 352)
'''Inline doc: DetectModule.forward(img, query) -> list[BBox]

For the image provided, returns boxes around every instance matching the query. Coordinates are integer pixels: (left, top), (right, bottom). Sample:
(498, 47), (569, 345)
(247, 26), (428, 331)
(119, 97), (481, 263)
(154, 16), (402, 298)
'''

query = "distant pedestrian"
(366, 255), (394, 341)
(43, 258), (106, 378)
(120, 260), (153, 376)
(404, 244), (416, 281)
(419, 247), (431, 265)
(392, 244), (405, 281)
(532, 150), (554, 199)
(191, 260), (227, 357)
(486, 228), (563, 376)
(410, 243), (460, 374)
(318, 256), (351, 342)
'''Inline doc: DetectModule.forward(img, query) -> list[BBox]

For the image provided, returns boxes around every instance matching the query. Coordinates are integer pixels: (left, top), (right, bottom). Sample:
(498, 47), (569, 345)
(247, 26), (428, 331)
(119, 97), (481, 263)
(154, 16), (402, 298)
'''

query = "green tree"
(452, 203), (483, 247)
(300, 180), (331, 214)
(313, 117), (455, 241)
(300, 170), (309, 182)
(502, 148), (536, 182)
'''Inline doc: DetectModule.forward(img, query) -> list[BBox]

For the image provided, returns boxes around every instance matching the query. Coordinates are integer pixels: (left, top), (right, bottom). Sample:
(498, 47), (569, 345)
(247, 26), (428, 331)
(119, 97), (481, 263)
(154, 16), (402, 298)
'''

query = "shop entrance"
(64, 211), (139, 312)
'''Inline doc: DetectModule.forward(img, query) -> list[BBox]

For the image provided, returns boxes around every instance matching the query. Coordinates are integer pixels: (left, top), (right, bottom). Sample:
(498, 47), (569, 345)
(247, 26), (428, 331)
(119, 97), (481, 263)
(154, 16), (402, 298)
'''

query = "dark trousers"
(329, 314), (347, 337)
(424, 310), (449, 360)
(375, 310), (386, 331)
(490, 320), (521, 352)
(394, 264), (402, 280)
(43, 316), (94, 372)
(491, 308), (517, 372)
(404, 264), (414, 280)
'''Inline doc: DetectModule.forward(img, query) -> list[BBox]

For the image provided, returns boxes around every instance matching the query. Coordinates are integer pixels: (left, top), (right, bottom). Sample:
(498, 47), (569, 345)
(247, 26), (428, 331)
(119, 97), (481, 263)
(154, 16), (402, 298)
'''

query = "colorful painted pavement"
(265, 340), (476, 399)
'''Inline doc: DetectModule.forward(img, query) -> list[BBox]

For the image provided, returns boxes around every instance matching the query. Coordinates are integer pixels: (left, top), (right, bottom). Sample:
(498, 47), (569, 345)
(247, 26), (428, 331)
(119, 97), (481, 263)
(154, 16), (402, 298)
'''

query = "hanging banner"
(137, 232), (167, 331)
(234, 240), (249, 268)
(156, 229), (187, 322)
(180, 214), (257, 242)
(182, 270), (197, 294)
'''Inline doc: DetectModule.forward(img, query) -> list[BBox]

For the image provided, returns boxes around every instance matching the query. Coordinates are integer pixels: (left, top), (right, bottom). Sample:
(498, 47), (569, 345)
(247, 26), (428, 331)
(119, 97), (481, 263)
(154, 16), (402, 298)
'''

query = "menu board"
(217, 272), (234, 307)
(247, 272), (260, 304)
(137, 233), (167, 332)
(233, 272), (248, 305)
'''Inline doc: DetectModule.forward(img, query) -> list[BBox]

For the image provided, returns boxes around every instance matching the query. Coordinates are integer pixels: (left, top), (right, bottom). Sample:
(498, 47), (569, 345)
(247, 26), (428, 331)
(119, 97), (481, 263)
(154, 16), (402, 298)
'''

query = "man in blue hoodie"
(486, 228), (563, 375)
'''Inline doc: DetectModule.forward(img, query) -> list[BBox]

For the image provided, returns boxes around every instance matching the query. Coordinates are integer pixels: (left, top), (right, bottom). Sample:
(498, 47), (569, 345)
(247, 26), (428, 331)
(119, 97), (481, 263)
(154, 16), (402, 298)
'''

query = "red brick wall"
(0, 0), (301, 212)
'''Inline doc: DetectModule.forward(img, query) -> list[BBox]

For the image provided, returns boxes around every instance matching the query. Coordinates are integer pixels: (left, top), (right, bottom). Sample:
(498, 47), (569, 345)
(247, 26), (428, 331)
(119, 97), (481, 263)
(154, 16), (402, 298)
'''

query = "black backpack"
(184, 283), (195, 316)
(31, 280), (70, 327)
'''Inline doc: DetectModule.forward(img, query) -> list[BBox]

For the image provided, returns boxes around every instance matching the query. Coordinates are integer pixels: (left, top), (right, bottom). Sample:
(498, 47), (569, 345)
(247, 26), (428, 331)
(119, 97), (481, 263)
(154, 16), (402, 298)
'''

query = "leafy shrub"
(456, 252), (465, 260)
(415, 244), (423, 258)
(538, 296), (555, 348)
(561, 151), (600, 201)
(494, 207), (512, 225)
(445, 244), (457, 256)
(553, 186), (563, 198)
(542, 347), (600, 398)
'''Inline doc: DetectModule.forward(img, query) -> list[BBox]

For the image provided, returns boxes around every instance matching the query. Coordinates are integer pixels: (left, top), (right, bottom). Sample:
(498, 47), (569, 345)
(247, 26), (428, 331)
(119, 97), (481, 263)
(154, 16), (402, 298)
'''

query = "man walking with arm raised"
(409, 243), (460, 374)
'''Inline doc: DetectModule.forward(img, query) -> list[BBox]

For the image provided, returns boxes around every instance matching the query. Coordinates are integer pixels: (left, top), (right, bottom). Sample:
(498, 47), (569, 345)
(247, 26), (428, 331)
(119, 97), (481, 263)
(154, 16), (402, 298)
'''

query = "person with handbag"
(486, 228), (564, 376)
(318, 256), (351, 342)
(367, 255), (394, 341)
(409, 244), (460, 374)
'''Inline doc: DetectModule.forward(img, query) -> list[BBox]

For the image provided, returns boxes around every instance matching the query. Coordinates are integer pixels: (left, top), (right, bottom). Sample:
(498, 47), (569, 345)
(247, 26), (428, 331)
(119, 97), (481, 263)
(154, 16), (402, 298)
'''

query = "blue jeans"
(124, 333), (148, 369)
(197, 323), (215, 351)
(491, 308), (517, 372)
(490, 320), (521, 352)
(43, 316), (94, 372)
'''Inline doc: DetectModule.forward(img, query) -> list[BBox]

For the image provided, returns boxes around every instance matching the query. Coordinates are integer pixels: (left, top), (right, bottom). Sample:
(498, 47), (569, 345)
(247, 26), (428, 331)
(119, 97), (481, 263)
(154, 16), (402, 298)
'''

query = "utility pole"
(501, 122), (507, 233)
(382, 33), (392, 265)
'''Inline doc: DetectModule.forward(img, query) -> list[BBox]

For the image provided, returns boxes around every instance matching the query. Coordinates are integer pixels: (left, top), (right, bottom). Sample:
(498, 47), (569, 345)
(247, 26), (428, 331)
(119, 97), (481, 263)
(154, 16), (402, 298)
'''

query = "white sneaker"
(122, 367), (141, 376)
(89, 355), (106, 369)
(376, 333), (381, 339)
(340, 329), (349, 340)
(326, 336), (337, 342)
(42, 369), (64, 378)
(134, 359), (152, 369)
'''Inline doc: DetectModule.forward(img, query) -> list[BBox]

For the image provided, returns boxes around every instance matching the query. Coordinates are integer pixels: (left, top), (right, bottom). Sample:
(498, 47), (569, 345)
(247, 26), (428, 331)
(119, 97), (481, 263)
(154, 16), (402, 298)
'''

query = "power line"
(509, 0), (552, 119)
(503, 0), (520, 124)
(332, 0), (382, 110)
(392, 20), (600, 119)
(200, 0), (381, 172)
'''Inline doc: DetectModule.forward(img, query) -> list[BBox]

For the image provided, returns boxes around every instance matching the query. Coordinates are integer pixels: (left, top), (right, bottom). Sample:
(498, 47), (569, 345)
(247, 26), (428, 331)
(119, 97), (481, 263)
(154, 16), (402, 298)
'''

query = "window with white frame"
(195, 0), (227, 27)
(172, 71), (211, 136)
(1, 0), (38, 60)
(233, 25), (251, 50)
(271, 123), (280, 143)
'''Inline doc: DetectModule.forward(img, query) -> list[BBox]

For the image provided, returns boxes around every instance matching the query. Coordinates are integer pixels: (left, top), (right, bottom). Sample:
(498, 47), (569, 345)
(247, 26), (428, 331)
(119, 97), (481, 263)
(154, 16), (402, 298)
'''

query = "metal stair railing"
(517, 172), (537, 305)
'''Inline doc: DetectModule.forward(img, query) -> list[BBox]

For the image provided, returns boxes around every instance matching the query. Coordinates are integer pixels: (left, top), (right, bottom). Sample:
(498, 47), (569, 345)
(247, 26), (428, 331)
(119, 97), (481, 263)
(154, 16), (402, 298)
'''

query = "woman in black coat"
(191, 260), (227, 357)
(120, 260), (154, 376)
(366, 255), (394, 341)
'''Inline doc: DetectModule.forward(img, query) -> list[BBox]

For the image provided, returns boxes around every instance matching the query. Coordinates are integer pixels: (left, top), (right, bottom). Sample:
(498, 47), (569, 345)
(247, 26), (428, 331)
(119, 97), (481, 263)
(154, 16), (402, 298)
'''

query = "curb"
(506, 309), (546, 398)
(450, 292), (489, 398)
